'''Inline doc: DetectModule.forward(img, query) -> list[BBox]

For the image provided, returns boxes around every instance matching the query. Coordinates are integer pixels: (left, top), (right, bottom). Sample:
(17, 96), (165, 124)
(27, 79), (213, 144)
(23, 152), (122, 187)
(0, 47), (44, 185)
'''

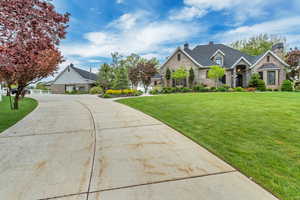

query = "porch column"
(276, 70), (279, 86)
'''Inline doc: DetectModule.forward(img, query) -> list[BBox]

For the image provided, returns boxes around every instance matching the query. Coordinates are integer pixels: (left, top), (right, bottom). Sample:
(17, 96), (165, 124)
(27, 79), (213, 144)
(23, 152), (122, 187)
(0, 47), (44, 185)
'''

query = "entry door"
(236, 74), (243, 87)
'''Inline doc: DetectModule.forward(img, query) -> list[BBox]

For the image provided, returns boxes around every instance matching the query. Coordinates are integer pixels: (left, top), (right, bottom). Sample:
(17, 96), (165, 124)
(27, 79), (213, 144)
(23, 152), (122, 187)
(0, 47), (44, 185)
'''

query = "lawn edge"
(116, 98), (282, 200)
(0, 97), (38, 134)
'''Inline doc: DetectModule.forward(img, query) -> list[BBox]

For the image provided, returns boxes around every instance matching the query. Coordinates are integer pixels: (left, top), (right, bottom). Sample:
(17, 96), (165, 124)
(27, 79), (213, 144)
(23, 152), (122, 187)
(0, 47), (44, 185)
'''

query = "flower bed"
(101, 89), (143, 98)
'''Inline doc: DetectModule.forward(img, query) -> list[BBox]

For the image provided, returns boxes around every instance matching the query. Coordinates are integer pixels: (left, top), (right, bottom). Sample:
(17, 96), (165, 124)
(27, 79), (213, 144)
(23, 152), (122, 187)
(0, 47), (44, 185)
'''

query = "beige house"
(160, 42), (289, 89)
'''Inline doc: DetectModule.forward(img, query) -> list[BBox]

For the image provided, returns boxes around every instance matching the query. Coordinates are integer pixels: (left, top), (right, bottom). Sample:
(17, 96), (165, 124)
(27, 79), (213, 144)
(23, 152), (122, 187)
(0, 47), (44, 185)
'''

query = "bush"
(216, 87), (227, 92)
(105, 89), (141, 96)
(295, 85), (300, 91)
(228, 88), (234, 92)
(210, 87), (216, 92)
(162, 87), (173, 94)
(257, 79), (266, 91)
(133, 90), (143, 96)
(102, 94), (112, 98)
(235, 87), (244, 92)
(89, 86), (103, 94)
(266, 88), (273, 92)
(246, 87), (256, 92)
(193, 84), (208, 92)
(222, 84), (230, 89)
(281, 80), (294, 91)
(181, 87), (191, 93)
(249, 73), (261, 88)
(149, 89), (159, 95)
(273, 88), (279, 92)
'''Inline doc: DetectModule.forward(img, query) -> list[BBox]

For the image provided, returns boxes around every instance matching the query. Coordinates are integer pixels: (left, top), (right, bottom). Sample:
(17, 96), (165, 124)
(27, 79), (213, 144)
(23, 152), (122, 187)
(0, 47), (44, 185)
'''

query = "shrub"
(257, 79), (266, 91)
(281, 80), (294, 91)
(89, 86), (103, 94)
(217, 87), (227, 92)
(193, 84), (207, 92)
(149, 89), (159, 95)
(228, 88), (234, 92)
(133, 90), (143, 96)
(210, 87), (216, 92)
(246, 87), (256, 92)
(235, 87), (244, 92)
(181, 87), (191, 93)
(249, 73), (261, 88)
(222, 84), (230, 89)
(295, 85), (300, 91)
(266, 88), (273, 92)
(273, 88), (279, 92)
(102, 94), (112, 98)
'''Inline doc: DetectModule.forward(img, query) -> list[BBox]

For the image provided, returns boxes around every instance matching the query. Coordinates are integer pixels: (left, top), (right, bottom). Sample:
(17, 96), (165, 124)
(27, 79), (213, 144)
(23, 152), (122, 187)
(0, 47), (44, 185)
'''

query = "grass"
(0, 96), (38, 133)
(118, 92), (300, 200)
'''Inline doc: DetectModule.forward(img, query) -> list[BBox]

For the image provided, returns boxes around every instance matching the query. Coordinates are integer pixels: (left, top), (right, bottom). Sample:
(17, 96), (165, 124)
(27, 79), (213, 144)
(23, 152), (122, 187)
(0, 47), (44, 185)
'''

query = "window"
(259, 72), (263, 80)
(267, 56), (270, 62)
(177, 53), (181, 61)
(206, 70), (209, 79)
(215, 56), (222, 65)
(267, 71), (276, 85)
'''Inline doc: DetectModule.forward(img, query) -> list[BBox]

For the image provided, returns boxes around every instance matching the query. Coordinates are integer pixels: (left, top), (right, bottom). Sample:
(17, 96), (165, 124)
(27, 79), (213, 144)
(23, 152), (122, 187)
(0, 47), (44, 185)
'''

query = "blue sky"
(52, 0), (300, 74)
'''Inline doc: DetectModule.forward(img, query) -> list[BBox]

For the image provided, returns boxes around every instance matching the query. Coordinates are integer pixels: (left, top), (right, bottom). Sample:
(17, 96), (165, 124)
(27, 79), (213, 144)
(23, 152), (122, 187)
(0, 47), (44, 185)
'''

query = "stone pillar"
(276, 70), (279, 86)
(233, 68), (236, 88)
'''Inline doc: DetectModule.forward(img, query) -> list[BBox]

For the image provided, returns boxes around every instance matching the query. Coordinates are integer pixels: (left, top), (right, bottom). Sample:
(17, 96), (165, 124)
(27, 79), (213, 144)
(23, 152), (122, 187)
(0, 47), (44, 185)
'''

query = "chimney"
(209, 41), (214, 45)
(272, 43), (284, 59)
(184, 43), (189, 50)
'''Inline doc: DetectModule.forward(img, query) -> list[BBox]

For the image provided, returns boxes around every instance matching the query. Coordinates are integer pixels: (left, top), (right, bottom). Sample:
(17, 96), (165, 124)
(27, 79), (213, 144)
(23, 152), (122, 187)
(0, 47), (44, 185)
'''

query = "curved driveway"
(0, 95), (278, 200)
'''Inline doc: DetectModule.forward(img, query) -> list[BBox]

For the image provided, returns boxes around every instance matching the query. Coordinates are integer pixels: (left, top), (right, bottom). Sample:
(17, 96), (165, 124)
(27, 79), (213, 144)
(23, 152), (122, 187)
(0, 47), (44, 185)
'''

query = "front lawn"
(0, 96), (38, 133)
(118, 92), (300, 200)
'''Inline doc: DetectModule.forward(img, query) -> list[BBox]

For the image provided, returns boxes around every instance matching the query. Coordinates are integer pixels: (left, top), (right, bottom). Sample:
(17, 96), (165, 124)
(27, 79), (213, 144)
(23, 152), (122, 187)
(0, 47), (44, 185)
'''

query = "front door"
(236, 74), (243, 87)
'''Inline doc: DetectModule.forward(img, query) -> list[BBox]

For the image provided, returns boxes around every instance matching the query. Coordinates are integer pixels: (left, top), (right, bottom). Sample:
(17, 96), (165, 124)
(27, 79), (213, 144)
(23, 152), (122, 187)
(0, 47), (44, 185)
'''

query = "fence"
(29, 89), (52, 95)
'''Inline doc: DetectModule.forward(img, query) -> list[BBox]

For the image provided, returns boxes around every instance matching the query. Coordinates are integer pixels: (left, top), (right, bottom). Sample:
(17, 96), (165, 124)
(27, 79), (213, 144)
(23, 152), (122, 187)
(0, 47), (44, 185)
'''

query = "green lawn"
(0, 96), (38, 133)
(118, 92), (300, 200)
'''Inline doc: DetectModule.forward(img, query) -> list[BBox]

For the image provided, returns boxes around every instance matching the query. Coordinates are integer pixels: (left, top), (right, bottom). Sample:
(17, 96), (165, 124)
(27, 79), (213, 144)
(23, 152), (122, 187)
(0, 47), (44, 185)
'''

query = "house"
(160, 42), (289, 89)
(51, 64), (98, 94)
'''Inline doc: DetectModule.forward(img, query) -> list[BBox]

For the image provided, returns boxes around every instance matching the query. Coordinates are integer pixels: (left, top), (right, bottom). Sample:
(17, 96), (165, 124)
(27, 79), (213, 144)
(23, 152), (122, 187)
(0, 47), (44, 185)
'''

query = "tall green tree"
(113, 67), (129, 89)
(231, 34), (286, 56)
(208, 65), (225, 88)
(165, 68), (171, 87)
(98, 63), (114, 92)
(188, 68), (195, 87)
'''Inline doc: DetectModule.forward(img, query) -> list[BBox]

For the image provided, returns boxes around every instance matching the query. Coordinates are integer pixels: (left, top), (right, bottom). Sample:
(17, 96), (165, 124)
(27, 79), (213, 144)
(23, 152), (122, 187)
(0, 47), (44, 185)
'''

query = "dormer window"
(215, 56), (222, 66)
(177, 53), (181, 61)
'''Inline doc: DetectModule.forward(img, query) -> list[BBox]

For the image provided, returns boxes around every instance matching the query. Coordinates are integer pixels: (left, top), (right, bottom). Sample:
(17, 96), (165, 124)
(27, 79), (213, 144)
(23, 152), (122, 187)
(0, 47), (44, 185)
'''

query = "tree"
(172, 67), (189, 86)
(208, 65), (225, 88)
(188, 68), (195, 87)
(231, 34), (286, 56)
(285, 47), (300, 81)
(165, 68), (171, 87)
(98, 63), (114, 92)
(128, 66), (140, 89)
(113, 67), (129, 89)
(138, 61), (157, 93)
(249, 73), (262, 88)
(0, 0), (69, 109)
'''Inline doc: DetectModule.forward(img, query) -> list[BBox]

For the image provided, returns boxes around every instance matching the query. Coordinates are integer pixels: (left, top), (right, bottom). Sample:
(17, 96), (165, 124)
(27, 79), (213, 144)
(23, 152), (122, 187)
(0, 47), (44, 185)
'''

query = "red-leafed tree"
(286, 48), (300, 81)
(137, 61), (157, 93)
(0, 0), (69, 109)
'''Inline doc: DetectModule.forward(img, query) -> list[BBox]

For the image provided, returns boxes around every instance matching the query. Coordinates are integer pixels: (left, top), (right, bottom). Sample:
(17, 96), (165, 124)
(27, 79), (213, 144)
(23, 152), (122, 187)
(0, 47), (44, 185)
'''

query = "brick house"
(51, 64), (97, 94)
(160, 42), (289, 89)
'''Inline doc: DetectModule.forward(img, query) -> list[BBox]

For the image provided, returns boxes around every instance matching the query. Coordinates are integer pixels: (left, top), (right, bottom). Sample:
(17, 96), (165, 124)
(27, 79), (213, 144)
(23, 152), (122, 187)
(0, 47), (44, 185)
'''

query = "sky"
(51, 0), (300, 76)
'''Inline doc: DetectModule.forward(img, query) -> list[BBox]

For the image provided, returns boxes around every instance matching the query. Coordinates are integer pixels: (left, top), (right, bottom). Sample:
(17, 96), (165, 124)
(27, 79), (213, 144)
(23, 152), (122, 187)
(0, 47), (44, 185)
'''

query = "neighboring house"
(51, 64), (98, 94)
(160, 42), (289, 89)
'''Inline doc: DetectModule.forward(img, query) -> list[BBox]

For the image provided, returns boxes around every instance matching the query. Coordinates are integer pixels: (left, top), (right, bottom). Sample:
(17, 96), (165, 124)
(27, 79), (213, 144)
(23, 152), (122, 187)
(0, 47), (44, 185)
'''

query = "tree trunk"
(14, 92), (20, 110)
(7, 85), (13, 110)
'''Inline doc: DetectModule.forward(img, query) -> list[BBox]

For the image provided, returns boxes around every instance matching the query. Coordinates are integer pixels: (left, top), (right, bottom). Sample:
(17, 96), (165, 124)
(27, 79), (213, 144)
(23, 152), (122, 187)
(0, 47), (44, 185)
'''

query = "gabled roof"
(70, 66), (98, 81)
(250, 50), (289, 68)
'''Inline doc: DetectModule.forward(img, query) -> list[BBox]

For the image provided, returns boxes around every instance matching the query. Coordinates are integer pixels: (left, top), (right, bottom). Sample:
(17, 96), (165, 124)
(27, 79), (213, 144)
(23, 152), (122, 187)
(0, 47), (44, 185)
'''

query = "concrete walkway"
(0, 95), (278, 200)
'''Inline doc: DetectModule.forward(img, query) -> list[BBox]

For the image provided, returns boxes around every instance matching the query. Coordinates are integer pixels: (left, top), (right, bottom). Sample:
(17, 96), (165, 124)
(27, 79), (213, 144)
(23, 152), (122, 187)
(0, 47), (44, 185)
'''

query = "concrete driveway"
(0, 95), (278, 200)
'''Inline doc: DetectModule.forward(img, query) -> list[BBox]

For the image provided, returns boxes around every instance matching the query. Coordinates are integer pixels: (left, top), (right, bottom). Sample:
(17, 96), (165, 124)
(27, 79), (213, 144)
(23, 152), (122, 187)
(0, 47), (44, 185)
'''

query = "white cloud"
(217, 16), (300, 47)
(116, 0), (124, 4)
(61, 11), (204, 58)
(170, 0), (269, 24)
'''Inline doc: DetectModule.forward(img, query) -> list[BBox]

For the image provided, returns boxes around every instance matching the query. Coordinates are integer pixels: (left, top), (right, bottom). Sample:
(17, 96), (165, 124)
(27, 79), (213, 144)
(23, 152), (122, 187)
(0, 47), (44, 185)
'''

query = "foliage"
(172, 67), (188, 81)
(36, 83), (49, 91)
(231, 34), (286, 56)
(98, 63), (114, 91)
(113, 66), (129, 89)
(216, 87), (228, 92)
(188, 68), (195, 86)
(257, 79), (266, 91)
(208, 65), (225, 88)
(165, 68), (171, 81)
(105, 89), (142, 97)
(249, 73), (262, 88)
(118, 92), (300, 200)
(295, 85), (300, 91)
(234, 87), (244, 92)
(246, 88), (256, 92)
(281, 80), (294, 91)
(102, 94), (112, 98)
(267, 88), (273, 92)
(285, 48), (300, 81)
(128, 66), (140, 89)
(138, 61), (157, 93)
(0, 0), (69, 109)
(89, 86), (103, 94)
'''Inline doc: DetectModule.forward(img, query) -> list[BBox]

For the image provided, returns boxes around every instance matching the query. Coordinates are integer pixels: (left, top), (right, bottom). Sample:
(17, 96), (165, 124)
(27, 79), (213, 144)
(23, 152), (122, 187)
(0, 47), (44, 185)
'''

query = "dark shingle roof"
(71, 66), (98, 81)
(185, 44), (259, 68)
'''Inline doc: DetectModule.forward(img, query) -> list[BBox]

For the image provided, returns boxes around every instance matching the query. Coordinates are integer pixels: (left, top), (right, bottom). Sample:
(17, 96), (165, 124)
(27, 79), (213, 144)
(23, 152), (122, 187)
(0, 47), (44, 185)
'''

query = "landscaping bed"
(0, 96), (38, 133)
(101, 89), (143, 98)
(118, 92), (300, 200)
